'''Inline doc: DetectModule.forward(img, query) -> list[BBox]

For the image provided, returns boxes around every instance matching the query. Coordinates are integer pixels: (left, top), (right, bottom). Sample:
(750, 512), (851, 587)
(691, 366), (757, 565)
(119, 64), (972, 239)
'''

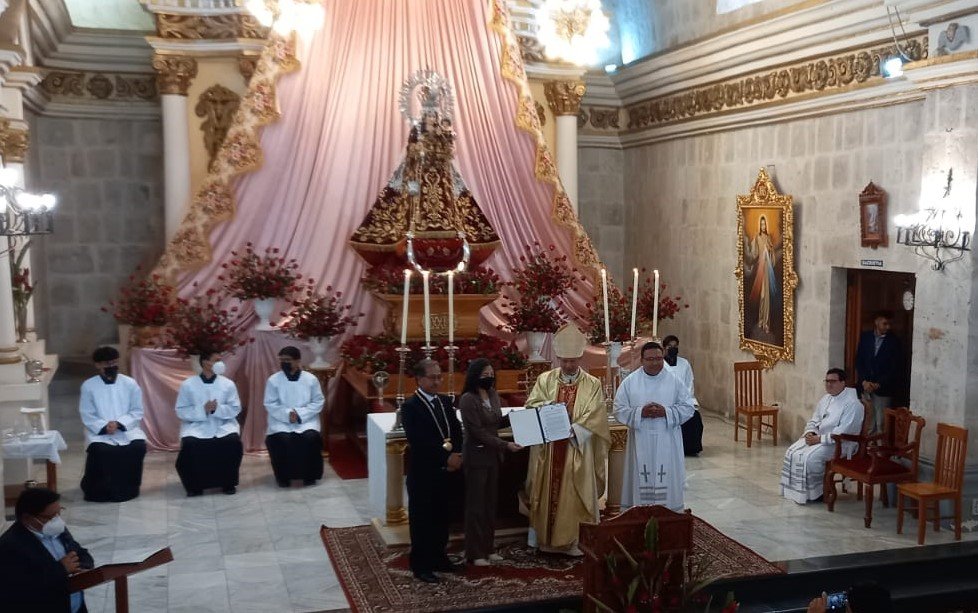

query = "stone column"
(385, 440), (408, 525)
(152, 54), (198, 241)
(0, 132), (32, 336)
(544, 80), (586, 214)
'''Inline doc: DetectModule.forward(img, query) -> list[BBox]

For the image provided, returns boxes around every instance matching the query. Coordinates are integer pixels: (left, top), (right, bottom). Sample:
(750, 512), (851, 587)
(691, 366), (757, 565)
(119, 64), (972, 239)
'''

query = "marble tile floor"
(13, 395), (977, 612)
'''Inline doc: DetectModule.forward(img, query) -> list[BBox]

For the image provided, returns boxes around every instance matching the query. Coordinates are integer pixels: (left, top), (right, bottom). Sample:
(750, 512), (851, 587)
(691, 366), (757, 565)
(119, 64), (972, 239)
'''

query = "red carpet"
(328, 438), (368, 480)
(321, 517), (783, 612)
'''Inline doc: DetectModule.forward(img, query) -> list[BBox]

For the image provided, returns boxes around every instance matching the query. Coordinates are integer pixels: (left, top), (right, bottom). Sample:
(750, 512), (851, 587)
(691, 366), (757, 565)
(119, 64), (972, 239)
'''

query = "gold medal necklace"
(418, 391), (453, 452)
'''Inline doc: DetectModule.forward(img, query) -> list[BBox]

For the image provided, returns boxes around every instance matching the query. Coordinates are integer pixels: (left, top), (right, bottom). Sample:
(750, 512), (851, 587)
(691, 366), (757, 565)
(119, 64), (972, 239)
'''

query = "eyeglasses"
(824, 379), (842, 383)
(36, 507), (65, 522)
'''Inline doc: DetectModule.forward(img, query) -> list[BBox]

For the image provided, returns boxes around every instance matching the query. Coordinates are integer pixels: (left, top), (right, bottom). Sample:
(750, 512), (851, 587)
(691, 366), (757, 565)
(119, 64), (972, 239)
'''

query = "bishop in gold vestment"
(523, 325), (610, 555)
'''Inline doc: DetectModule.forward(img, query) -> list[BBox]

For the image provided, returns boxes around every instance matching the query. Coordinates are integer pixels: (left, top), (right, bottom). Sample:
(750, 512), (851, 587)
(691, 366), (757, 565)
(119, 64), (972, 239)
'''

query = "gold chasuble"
(524, 369), (610, 550)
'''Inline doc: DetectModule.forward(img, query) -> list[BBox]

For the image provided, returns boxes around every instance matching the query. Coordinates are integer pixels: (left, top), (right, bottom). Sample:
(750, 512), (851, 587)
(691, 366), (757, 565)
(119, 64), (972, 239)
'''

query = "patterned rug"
(320, 517), (782, 612)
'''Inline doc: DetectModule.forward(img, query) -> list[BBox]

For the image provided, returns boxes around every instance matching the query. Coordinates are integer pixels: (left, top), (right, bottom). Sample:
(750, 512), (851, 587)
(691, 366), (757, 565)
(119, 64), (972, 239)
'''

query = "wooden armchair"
(825, 399), (875, 497)
(897, 423), (968, 545)
(825, 407), (925, 528)
(579, 506), (693, 613)
(733, 361), (779, 447)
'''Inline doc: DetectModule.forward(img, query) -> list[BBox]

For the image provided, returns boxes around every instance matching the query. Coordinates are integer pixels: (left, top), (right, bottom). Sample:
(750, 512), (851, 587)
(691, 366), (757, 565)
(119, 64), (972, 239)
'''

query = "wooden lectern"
(68, 547), (173, 613)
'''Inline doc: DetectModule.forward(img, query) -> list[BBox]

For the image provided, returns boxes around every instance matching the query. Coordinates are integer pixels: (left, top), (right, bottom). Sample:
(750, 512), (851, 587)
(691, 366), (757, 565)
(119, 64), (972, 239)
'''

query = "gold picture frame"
(734, 168), (798, 368)
(859, 181), (887, 249)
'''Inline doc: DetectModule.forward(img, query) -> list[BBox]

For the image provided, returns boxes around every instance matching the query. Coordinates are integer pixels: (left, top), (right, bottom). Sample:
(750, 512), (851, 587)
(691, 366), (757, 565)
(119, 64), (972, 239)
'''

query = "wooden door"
(844, 269), (915, 406)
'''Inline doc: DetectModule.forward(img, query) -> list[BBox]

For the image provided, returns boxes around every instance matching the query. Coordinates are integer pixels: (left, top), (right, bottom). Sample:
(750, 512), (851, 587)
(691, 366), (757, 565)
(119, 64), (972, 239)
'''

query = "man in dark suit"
(0, 487), (94, 612)
(855, 311), (903, 433)
(401, 358), (464, 583)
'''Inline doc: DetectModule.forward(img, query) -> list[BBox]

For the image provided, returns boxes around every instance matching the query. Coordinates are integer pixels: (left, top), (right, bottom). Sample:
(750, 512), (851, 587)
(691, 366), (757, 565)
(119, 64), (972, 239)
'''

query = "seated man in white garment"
(79, 346), (147, 502)
(662, 335), (703, 456)
(175, 351), (244, 496)
(614, 341), (695, 512)
(264, 346), (325, 487)
(780, 368), (864, 504)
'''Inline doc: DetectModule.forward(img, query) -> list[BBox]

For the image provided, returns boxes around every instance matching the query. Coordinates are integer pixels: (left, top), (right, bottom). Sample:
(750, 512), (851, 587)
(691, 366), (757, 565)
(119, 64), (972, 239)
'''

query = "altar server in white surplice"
(175, 351), (244, 496)
(264, 346), (325, 487)
(781, 368), (864, 504)
(614, 341), (695, 512)
(79, 346), (147, 503)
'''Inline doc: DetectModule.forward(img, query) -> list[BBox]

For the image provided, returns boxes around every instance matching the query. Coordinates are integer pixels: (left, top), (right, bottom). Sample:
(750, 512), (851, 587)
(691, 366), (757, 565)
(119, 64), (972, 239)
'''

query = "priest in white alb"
(175, 351), (244, 496)
(613, 341), (694, 512)
(781, 368), (864, 504)
(523, 324), (610, 556)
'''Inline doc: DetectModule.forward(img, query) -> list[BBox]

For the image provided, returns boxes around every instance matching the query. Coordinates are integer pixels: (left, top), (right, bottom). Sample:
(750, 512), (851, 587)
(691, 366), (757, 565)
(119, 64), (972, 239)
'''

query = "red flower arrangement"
(585, 288), (632, 343)
(582, 516), (738, 613)
(361, 264), (501, 295)
(341, 334), (526, 374)
(159, 284), (251, 358)
(637, 274), (689, 333)
(500, 243), (585, 333)
(218, 243), (302, 300)
(278, 283), (364, 339)
(103, 267), (175, 326)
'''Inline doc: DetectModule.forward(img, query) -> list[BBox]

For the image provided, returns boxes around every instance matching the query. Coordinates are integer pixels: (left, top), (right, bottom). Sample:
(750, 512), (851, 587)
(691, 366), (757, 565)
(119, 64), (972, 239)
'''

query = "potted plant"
(278, 284), (363, 369)
(159, 284), (251, 370)
(218, 243), (302, 329)
(637, 274), (689, 336)
(586, 287), (632, 366)
(104, 267), (175, 371)
(9, 245), (32, 343)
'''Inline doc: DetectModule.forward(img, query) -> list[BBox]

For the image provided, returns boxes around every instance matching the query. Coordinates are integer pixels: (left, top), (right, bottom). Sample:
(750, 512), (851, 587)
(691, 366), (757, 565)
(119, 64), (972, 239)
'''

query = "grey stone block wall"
(578, 147), (625, 282)
(25, 114), (165, 359)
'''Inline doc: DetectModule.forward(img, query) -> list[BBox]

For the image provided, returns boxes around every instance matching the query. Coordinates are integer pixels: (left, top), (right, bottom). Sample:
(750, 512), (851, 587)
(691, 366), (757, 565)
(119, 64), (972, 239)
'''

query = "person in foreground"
(806, 581), (892, 612)
(175, 351), (244, 496)
(459, 358), (523, 567)
(523, 324), (610, 556)
(0, 487), (94, 612)
(662, 334), (703, 456)
(781, 368), (864, 504)
(614, 341), (695, 512)
(402, 358), (464, 583)
(79, 346), (147, 502)
(264, 346), (325, 487)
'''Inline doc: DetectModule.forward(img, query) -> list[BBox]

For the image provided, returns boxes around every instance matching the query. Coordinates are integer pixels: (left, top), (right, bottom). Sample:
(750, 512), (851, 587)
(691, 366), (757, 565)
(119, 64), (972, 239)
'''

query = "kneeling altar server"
(175, 351), (244, 496)
(264, 346), (325, 487)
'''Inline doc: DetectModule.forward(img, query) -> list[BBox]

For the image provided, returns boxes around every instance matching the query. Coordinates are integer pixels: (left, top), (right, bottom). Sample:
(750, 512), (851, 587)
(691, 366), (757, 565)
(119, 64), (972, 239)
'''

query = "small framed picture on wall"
(859, 182), (888, 249)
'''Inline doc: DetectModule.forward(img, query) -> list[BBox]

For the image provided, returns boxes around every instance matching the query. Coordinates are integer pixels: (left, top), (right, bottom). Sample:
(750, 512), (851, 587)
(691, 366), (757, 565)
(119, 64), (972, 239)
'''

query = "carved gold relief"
(195, 84), (242, 172)
(114, 75), (157, 100)
(238, 56), (258, 82)
(152, 55), (199, 96)
(86, 74), (113, 99)
(40, 72), (84, 96)
(0, 121), (29, 163)
(579, 106), (620, 130)
(734, 168), (798, 369)
(155, 13), (268, 40)
(544, 80), (586, 116)
(517, 34), (546, 63)
(535, 101), (547, 126)
(41, 71), (157, 102)
(610, 427), (628, 452)
(626, 35), (927, 130)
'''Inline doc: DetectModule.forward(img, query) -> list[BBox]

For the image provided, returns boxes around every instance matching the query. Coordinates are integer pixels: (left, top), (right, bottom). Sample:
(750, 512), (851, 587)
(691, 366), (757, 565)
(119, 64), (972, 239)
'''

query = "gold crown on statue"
(553, 324), (588, 359)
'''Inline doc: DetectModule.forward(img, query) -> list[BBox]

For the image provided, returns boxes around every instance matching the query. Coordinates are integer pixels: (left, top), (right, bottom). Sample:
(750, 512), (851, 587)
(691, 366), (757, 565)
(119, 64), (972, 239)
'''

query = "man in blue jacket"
(855, 311), (902, 433)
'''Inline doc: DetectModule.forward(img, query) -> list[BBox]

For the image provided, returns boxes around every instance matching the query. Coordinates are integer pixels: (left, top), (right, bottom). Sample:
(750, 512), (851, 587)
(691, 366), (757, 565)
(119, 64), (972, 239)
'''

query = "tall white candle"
(600, 268), (611, 342)
(630, 267), (639, 340)
(652, 269), (660, 339)
(400, 269), (411, 346)
(447, 271), (455, 344)
(421, 270), (431, 346)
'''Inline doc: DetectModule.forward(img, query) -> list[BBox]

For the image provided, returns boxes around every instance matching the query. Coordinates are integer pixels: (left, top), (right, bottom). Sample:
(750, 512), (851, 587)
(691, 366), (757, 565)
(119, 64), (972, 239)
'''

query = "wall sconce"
(894, 169), (971, 271)
(0, 168), (56, 237)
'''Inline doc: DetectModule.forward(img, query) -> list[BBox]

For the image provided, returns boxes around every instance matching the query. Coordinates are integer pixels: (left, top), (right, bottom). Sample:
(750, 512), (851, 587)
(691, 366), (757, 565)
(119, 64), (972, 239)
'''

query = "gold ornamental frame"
(734, 168), (798, 368)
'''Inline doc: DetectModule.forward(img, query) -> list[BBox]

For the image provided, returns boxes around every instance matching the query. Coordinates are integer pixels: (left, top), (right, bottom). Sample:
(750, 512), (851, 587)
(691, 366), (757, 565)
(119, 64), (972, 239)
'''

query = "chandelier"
(0, 169), (56, 237)
(536, 0), (610, 66)
(894, 168), (972, 271)
(244, 0), (325, 36)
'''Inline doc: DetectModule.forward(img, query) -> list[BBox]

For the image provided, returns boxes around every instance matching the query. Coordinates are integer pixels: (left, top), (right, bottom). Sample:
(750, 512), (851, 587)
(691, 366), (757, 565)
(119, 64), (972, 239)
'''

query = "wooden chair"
(897, 423), (968, 545)
(579, 506), (693, 613)
(733, 361), (779, 447)
(825, 399), (875, 498)
(825, 407), (925, 528)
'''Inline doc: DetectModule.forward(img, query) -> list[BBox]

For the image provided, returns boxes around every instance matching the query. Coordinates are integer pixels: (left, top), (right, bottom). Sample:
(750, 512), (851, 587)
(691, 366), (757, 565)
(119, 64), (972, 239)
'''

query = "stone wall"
(620, 88), (978, 462)
(579, 146), (625, 281)
(25, 115), (165, 359)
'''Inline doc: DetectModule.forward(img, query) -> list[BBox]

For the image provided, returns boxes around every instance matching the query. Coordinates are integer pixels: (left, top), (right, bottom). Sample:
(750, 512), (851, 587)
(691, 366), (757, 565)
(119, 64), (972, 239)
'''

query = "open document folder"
(508, 403), (572, 446)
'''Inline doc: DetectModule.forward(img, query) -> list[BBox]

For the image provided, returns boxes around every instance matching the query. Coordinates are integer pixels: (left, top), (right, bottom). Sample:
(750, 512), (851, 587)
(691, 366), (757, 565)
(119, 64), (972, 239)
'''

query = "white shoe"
(565, 546), (585, 557)
(488, 553), (504, 562)
(471, 558), (490, 567)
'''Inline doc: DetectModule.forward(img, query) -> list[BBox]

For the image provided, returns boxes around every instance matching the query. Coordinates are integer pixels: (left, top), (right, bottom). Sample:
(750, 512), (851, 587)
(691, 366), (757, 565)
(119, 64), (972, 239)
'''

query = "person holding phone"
(806, 582), (892, 612)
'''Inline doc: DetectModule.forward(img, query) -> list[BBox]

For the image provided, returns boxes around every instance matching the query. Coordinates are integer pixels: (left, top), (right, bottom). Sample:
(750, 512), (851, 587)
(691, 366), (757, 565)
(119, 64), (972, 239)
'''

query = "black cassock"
(402, 392), (464, 576)
(681, 411), (704, 456)
(265, 430), (324, 483)
(81, 440), (147, 503)
(176, 434), (244, 493)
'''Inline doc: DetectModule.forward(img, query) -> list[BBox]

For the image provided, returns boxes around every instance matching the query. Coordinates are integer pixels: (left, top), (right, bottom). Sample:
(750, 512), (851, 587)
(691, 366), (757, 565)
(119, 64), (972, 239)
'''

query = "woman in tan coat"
(459, 358), (522, 566)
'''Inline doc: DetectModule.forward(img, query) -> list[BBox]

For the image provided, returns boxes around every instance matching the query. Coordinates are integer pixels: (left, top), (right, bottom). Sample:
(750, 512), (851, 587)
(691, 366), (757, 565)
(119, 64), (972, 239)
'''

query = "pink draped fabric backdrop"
(133, 0), (609, 452)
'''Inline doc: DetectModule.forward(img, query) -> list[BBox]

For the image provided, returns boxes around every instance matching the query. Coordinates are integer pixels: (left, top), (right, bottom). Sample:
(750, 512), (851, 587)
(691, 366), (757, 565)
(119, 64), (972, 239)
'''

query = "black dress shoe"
(277, 479), (290, 488)
(303, 479), (316, 486)
(186, 490), (203, 497)
(223, 486), (236, 495)
(435, 561), (464, 573)
(413, 572), (439, 583)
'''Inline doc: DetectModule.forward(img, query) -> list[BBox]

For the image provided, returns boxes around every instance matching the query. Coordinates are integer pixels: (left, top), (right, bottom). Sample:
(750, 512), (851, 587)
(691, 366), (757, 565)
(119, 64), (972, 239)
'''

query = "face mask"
(666, 347), (679, 358)
(39, 515), (66, 538)
(478, 377), (495, 390)
(211, 361), (227, 376)
(280, 362), (292, 374)
(102, 365), (119, 380)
